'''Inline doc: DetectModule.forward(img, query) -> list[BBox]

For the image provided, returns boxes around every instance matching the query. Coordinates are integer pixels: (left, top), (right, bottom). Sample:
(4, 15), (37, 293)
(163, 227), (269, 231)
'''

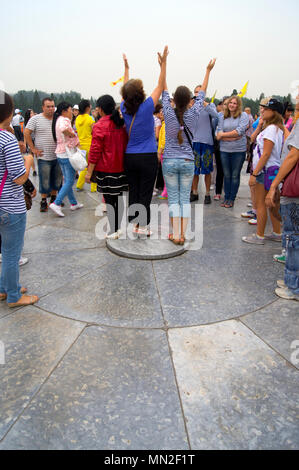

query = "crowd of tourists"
(0, 46), (298, 308)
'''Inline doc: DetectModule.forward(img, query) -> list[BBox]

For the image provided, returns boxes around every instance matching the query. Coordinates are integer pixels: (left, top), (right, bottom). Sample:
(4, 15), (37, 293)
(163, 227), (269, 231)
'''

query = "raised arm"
(151, 46), (168, 106)
(123, 54), (129, 85)
(199, 59), (216, 94)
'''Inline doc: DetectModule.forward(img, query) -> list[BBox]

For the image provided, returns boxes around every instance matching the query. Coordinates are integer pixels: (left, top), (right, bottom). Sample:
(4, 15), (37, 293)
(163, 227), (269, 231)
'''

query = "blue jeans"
(281, 203), (299, 294)
(220, 151), (246, 201)
(38, 159), (62, 195)
(0, 210), (26, 303)
(55, 158), (77, 206)
(162, 158), (194, 217)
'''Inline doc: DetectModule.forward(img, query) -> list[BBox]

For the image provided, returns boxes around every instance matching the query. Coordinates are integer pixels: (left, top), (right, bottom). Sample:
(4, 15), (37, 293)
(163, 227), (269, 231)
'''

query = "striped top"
(162, 90), (205, 160)
(26, 113), (56, 161)
(0, 130), (26, 214)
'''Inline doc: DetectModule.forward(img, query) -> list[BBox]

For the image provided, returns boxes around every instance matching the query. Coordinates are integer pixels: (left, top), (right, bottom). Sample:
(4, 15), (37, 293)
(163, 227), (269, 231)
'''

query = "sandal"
(224, 201), (234, 208)
(179, 236), (185, 245)
(221, 200), (228, 207)
(8, 294), (39, 308)
(137, 228), (153, 237)
(0, 287), (28, 301)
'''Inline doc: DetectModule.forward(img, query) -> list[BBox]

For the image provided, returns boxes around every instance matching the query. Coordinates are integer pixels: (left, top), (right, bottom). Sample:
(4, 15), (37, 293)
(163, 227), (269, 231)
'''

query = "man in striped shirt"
(24, 98), (62, 212)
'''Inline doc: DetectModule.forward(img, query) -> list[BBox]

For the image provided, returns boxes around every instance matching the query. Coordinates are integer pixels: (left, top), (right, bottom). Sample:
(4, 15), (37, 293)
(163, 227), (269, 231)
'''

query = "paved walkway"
(0, 174), (298, 450)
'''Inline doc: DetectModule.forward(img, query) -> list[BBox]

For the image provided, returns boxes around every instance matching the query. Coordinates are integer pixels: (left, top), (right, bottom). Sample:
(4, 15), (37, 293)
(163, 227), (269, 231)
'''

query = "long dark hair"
(96, 95), (124, 128)
(173, 86), (192, 145)
(52, 102), (72, 142)
(24, 109), (33, 127)
(120, 79), (146, 116)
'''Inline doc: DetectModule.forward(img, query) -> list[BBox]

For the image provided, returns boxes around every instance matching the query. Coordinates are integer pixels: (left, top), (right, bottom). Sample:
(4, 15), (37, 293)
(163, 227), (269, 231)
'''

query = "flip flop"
(0, 287), (28, 301)
(8, 294), (39, 308)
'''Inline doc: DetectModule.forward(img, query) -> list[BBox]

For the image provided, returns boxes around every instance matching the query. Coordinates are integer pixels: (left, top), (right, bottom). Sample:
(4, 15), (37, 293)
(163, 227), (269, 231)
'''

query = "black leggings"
(104, 194), (124, 234)
(215, 147), (224, 195)
(125, 153), (158, 227)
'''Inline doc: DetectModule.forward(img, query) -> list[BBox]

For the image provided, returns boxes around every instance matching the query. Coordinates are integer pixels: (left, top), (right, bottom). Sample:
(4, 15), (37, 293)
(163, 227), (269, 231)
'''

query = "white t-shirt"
(252, 124), (283, 171)
(11, 114), (22, 127)
(154, 116), (161, 128)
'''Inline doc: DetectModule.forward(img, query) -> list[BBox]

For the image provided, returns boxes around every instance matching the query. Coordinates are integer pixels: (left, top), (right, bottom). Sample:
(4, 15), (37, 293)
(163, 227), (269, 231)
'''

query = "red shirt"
(88, 116), (128, 173)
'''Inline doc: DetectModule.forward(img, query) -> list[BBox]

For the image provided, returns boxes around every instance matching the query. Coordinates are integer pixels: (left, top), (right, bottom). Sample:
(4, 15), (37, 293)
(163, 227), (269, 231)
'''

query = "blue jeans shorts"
(38, 159), (63, 195)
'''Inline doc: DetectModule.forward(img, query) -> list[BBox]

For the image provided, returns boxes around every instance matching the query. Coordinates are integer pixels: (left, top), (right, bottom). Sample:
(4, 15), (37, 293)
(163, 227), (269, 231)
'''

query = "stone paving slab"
(168, 320), (299, 450)
(153, 256), (282, 327)
(24, 225), (103, 254)
(0, 327), (188, 450)
(241, 300), (299, 370)
(0, 307), (84, 441)
(16, 248), (114, 300)
(38, 259), (164, 327)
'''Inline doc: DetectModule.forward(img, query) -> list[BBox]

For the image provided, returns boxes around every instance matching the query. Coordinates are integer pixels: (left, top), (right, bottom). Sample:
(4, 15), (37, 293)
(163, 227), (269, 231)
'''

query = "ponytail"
(175, 109), (186, 145)
(173, 86), (192, 145)
(110, 109), (124, 128)
(52, 111), (59, 143)
(96, 95), (124, 128)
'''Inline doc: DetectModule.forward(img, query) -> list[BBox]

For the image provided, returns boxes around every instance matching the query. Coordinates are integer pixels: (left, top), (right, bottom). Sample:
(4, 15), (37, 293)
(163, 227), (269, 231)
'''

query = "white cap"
(73, 104), (79, 110)
(15, 109), (22, 114)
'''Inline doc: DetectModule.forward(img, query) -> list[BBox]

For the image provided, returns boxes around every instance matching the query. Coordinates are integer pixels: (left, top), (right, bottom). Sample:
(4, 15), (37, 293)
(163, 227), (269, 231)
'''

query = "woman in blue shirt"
(216, 95), (249, 208)
(120, 47), (168, 236)
(0, 92), (39, 307)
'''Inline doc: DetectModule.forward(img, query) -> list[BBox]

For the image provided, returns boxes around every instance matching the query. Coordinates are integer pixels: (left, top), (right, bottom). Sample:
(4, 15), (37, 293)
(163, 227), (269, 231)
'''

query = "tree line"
(12, 89), (293, 117)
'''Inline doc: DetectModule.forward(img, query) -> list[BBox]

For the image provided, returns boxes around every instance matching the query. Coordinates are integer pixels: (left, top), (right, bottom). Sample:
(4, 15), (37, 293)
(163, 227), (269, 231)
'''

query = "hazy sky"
(1, 0), (299, 102)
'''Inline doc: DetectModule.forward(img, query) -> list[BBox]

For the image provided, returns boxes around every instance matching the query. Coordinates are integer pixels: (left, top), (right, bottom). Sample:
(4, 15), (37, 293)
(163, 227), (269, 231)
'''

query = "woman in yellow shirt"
(76, 99), (97, 192)
(158, 120), (168, 199)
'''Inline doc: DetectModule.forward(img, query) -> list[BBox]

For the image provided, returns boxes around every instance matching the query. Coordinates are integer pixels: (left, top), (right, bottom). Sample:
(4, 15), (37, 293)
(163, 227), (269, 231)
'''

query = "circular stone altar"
(106, 238), (186, 260)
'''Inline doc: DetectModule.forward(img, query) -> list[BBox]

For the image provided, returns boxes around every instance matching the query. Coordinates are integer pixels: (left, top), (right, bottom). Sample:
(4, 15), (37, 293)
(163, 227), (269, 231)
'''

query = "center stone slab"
(106, 238), (186, 260)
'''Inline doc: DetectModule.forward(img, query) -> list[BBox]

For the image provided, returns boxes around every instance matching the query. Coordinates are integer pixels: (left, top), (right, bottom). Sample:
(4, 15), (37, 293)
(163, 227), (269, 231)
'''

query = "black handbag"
(23, 179), (35, 211)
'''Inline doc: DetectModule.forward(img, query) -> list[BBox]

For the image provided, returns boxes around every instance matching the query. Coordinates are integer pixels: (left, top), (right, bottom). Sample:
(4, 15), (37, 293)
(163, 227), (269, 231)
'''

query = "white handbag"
(66, 147), (87, 171)
(61, 131), (87, 171)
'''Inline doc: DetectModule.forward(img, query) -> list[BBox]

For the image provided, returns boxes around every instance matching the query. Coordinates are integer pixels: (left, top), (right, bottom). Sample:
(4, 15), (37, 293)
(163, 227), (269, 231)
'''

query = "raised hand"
(207, 58), (216, 71)
(158, 46), (169, 66)
(123, 53), (129, 69)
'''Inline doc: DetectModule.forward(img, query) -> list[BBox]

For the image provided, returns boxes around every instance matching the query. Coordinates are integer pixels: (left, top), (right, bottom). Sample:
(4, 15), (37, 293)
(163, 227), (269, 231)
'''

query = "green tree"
(32, 90), (42, 113)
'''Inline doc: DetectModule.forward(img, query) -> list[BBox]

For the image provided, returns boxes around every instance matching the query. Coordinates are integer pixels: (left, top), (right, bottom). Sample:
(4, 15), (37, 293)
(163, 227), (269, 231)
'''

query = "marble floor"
(0, 173), (298, 450)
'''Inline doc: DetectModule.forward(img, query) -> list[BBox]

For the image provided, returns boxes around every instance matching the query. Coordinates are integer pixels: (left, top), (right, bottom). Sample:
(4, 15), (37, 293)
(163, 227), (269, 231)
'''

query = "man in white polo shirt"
(24, 97), (62, 212)
(11, 109), (24, 142)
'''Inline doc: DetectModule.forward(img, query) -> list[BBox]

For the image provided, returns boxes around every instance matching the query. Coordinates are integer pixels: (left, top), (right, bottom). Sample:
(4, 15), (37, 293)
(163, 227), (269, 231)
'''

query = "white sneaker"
(0, 254), (28, 266)
(275, 287), (299, 301)
(49, 202), (65, 217)
(277, 279), (286, 288)
(248, 217), (257, 225)
(19, 257), (29, 266)
(70, 203), (84, 211)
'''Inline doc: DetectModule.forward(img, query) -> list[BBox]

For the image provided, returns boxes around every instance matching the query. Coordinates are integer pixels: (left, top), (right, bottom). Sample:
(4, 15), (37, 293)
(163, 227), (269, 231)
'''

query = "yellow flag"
(238, 81), (249, 98)
(110, 76), (124, 87)
(211, 90), (217, 103)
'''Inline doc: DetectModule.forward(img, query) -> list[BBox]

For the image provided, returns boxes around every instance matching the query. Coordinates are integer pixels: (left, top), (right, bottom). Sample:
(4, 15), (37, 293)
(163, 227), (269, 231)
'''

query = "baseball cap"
(15, 109), (22, 114)
(260, 98), (283, 115)
(73, 104), (79, 110)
